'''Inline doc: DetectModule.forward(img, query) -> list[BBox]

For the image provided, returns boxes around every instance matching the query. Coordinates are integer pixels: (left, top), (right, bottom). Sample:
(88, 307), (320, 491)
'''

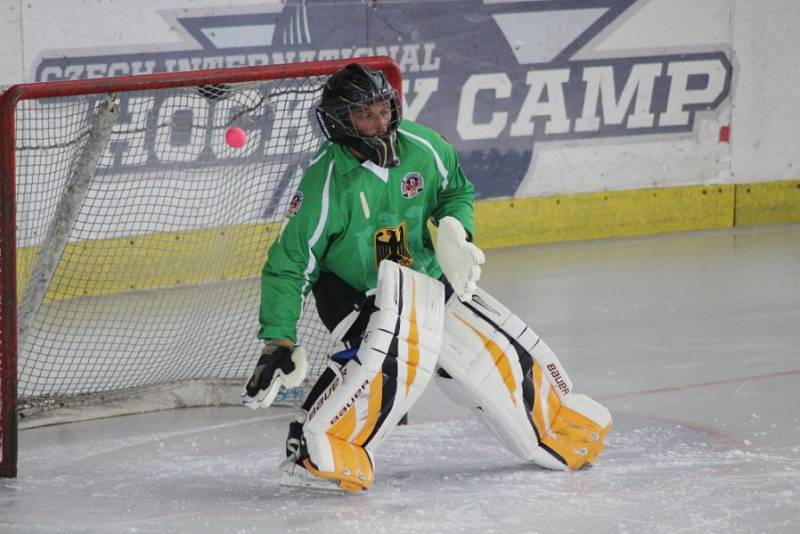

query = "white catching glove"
(241, 341), (308, 409)
(435, 216), (485, 301)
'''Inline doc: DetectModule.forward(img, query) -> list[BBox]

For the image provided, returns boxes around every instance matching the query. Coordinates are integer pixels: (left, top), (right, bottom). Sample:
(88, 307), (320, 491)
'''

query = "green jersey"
(258, 119), (475, 342)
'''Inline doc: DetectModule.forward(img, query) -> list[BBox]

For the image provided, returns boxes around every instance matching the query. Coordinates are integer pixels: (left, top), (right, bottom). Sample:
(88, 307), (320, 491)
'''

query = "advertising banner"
(28, 0), (733, 201)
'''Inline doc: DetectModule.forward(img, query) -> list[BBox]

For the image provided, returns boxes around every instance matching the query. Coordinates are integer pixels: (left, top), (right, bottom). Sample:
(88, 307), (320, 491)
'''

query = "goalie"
(242, 63), (612, 492)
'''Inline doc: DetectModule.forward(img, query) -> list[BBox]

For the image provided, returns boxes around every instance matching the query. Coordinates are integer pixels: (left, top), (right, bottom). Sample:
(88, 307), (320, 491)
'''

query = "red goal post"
(0, 57), (402, 478)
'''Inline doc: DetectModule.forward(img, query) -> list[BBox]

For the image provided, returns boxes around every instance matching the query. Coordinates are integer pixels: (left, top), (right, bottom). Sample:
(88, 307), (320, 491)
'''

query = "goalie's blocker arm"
(241, 340), (308, 409)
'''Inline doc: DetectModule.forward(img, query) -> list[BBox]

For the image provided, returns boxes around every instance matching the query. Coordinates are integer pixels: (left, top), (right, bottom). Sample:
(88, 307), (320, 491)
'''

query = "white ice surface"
(3, 224), (800, 533)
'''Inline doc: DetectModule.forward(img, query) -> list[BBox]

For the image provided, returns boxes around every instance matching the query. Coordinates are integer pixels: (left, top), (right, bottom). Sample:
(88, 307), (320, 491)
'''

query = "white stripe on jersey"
(398, 127), (449, 190)
(302, 159), (334, 293)
(359, 191), (371, 219)
(309, 148), (327, 167)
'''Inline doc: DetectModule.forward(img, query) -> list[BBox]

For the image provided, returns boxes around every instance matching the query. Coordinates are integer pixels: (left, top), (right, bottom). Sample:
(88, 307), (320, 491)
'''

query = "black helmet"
(316, 63), (402, 168)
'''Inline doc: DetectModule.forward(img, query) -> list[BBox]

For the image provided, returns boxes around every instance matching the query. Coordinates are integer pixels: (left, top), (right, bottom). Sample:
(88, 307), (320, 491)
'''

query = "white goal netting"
(11, 74), (340, 419)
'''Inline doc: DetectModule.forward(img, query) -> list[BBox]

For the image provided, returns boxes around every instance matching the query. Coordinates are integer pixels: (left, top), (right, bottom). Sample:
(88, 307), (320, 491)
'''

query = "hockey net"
(0, 57), (402, 477)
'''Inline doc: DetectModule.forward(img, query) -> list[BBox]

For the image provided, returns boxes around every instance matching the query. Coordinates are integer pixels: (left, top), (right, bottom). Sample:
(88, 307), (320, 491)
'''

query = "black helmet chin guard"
(316, 63), (402, 168)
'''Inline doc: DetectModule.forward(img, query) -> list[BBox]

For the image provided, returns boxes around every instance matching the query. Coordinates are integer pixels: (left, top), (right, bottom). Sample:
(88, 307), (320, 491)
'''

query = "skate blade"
(279, 468), (344, 492)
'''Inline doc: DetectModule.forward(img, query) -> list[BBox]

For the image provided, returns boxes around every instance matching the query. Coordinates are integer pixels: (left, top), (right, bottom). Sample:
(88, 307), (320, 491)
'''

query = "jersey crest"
(287, 191), (303, 217)
(400, 172), (424, 199)
(374, 223), (413, 267)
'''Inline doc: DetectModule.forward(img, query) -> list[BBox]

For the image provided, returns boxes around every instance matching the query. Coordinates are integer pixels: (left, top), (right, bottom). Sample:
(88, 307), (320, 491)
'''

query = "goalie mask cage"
(0, 57), (402, 478)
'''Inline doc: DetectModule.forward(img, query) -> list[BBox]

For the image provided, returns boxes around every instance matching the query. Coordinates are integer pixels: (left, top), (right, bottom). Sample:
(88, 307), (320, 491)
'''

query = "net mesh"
(13, 76), (334, 412)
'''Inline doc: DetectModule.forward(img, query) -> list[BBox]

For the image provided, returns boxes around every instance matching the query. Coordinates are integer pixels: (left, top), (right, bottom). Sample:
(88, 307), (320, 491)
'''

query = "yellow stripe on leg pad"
(353, 369), (384, 447)
(454, 313), (517, 406)
(405, 277), (419, 396)
(328, 403), (357, 442)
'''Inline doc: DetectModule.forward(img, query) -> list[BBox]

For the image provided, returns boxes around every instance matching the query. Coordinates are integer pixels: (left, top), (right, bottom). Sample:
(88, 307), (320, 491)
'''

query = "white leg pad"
(438, 287), (612, 470)
(298, 261), (445, 491)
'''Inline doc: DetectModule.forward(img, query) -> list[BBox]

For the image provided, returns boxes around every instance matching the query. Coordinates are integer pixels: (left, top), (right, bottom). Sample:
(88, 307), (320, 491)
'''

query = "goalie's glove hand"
(241, 340), (308, 409)
(436, 216), (485, 302)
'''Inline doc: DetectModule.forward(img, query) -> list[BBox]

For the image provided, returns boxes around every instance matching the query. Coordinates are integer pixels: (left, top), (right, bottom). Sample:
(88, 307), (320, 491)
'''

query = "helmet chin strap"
(348, 133), (400, 168)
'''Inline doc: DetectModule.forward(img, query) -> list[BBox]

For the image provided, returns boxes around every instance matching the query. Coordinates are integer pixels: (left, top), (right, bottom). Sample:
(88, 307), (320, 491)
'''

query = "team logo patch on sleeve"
(400, 173), (424, 199)
(287, 191), (303, 217)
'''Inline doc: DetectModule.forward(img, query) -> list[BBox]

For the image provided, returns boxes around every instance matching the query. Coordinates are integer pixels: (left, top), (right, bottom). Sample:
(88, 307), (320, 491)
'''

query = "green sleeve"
(258, 159), (331, 342)
(431, 140), (476, 239)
